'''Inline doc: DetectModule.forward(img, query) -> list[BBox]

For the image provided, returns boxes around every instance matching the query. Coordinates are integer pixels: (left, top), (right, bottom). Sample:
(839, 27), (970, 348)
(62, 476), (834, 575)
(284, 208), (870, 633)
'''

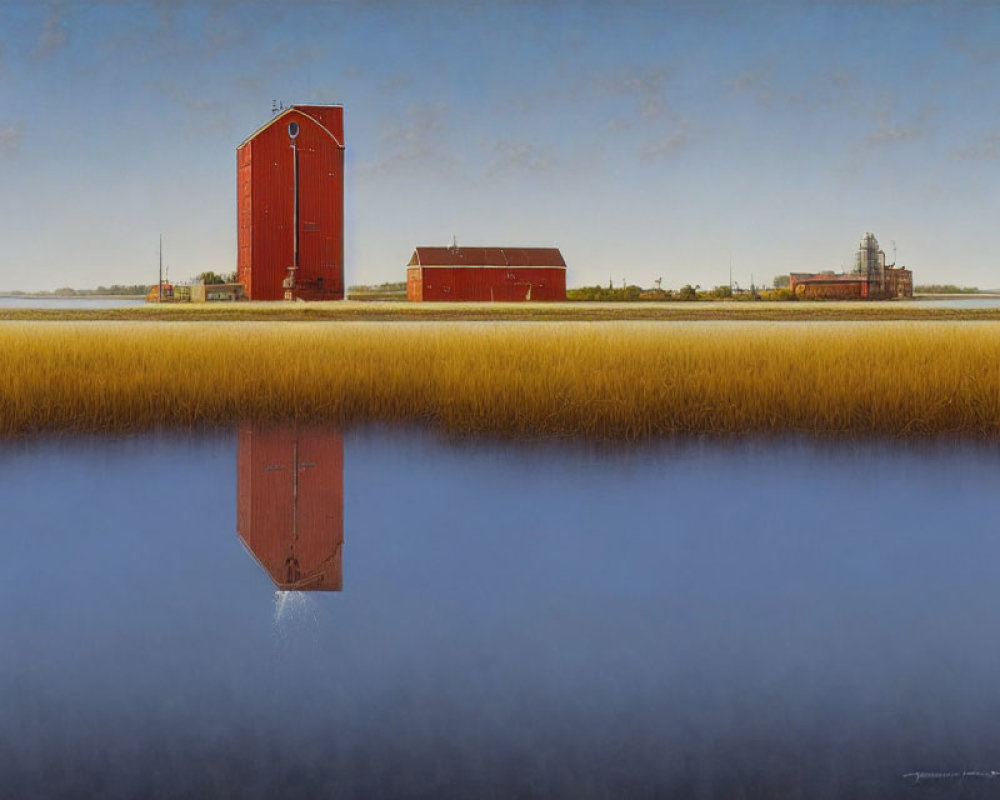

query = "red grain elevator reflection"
(236, 424), (344, 591)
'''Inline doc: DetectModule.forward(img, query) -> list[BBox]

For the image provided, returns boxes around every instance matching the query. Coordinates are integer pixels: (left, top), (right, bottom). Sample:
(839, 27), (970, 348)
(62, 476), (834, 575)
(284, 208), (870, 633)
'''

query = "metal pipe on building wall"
(292, 141), (299, 270)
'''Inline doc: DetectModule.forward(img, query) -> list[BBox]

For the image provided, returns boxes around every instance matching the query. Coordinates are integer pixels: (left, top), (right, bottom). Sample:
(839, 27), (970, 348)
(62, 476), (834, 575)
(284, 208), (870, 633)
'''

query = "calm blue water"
(0, 296), (146, 309)
(0, 428), (998, 798)
(914, 296), (1000, 309)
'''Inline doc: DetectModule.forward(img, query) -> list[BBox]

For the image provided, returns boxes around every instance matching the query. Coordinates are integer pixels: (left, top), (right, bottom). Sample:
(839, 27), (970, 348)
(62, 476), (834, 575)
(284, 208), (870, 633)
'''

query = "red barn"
(237, 105), (345, 301)
(236, 424), (344, 591)
(406, 246), (567, 301)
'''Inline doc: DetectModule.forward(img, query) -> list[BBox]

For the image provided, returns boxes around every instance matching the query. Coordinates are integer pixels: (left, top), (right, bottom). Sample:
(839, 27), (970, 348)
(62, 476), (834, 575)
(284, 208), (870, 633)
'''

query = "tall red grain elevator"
(237, 105), (345, 301)
(236, 424), (344, 591)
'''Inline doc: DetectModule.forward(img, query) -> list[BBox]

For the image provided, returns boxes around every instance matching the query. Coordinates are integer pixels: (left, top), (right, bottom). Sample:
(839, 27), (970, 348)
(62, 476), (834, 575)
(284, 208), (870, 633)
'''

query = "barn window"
(288, 121), (300, 139)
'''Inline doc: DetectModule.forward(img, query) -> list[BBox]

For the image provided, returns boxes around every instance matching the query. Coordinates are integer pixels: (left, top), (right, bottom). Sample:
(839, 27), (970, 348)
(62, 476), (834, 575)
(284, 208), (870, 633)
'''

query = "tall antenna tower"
(158, 234), (162, 304)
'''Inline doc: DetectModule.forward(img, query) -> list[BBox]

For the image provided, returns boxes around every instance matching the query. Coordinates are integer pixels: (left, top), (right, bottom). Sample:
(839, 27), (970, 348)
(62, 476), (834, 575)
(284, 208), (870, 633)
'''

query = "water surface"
(913, 296), (1000, 309)
(0, 296), (146, 310)
(0, 428), (997, 798)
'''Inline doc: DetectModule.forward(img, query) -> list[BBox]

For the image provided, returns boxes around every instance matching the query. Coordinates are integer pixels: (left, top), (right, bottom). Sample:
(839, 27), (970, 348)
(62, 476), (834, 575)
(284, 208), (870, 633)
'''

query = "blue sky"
(1, 1), (998, 292)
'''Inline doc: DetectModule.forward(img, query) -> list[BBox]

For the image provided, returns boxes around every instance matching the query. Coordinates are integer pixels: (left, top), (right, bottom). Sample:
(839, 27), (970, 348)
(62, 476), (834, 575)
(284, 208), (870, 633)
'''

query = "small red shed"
(237, 105), (345, 301)
(406, 246), (567, 301)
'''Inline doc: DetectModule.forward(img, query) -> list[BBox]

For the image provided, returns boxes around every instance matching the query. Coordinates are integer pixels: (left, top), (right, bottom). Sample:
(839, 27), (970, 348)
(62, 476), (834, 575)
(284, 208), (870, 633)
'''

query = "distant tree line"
(567, 285), (645, 301)
(914, 284), (981, 294)
(194, 271), (239, 284)
(3, 271), (242, 296)
(3, 285), (152, 296)
(348, 281), (407, 300)
(568, 280), (795, 302)
(348, 281), (407, 293)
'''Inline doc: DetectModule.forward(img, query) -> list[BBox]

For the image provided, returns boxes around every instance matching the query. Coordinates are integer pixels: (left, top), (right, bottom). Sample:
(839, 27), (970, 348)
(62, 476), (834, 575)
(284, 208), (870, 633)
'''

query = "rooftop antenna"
(892, 240), (897, 267)
(449, 234), (458, 252)
(272, 99), (279, 116)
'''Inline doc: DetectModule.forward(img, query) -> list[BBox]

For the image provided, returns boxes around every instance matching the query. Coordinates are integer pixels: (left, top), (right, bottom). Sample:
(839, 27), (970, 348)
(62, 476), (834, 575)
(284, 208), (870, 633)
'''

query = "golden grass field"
(2, 299), (1000, 322)
(1, 320), (998, 438)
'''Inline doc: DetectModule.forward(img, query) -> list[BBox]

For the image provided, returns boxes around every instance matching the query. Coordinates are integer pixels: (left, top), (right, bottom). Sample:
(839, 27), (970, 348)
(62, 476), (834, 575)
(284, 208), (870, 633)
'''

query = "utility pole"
(158, 235), (162, 303)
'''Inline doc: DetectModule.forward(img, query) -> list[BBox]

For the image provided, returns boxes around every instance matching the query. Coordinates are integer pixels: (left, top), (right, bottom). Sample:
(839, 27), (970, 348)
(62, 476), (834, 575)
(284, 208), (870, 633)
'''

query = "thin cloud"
(486, 140), (556, 175)
(862, 106), (935, 149)
(378, 73), (413, 95)
(360, 103), (455, 176)
(726, 60), (858, 113)
(725, 60), (777, 105)
(844, 105), (935, 174)
(866, 123), (921, 146)
(864, 117), (924, 147)
(154, 80), (236, 132)
(0, 124), (23, 158)
(32, 4), (68, 59)
(948, 36), (1000, 66)
(506, 63), (677, 140)
(591, 65), (673, 120)
(638, 121), (692, 161)
(98, 2), (258, 70)
(956, 131), (1000, 160)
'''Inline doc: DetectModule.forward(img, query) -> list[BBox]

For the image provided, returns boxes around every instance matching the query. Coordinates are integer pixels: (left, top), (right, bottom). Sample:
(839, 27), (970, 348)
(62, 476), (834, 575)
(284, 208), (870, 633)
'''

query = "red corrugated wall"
(793, 280), (867, 300)
(236, 424), (344, 591)
(416, 267), (566, 301)
(237, 106), (344, 301)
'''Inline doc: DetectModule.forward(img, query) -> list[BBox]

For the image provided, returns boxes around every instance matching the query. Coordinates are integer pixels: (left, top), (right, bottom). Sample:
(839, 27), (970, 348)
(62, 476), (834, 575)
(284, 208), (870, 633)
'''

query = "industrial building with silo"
(790, 233), (913, 300)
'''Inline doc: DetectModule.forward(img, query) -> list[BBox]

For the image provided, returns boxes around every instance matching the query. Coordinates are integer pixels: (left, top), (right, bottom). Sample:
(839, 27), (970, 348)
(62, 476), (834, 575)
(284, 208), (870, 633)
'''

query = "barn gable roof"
(237, 105), (344, 149)
(408, 247), (566, 268)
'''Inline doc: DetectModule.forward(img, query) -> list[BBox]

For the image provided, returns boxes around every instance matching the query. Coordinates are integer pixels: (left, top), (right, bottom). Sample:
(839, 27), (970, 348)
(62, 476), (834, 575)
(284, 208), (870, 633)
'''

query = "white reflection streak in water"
(903, 771), (1000, 784)
(274, 590), (313, 625)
